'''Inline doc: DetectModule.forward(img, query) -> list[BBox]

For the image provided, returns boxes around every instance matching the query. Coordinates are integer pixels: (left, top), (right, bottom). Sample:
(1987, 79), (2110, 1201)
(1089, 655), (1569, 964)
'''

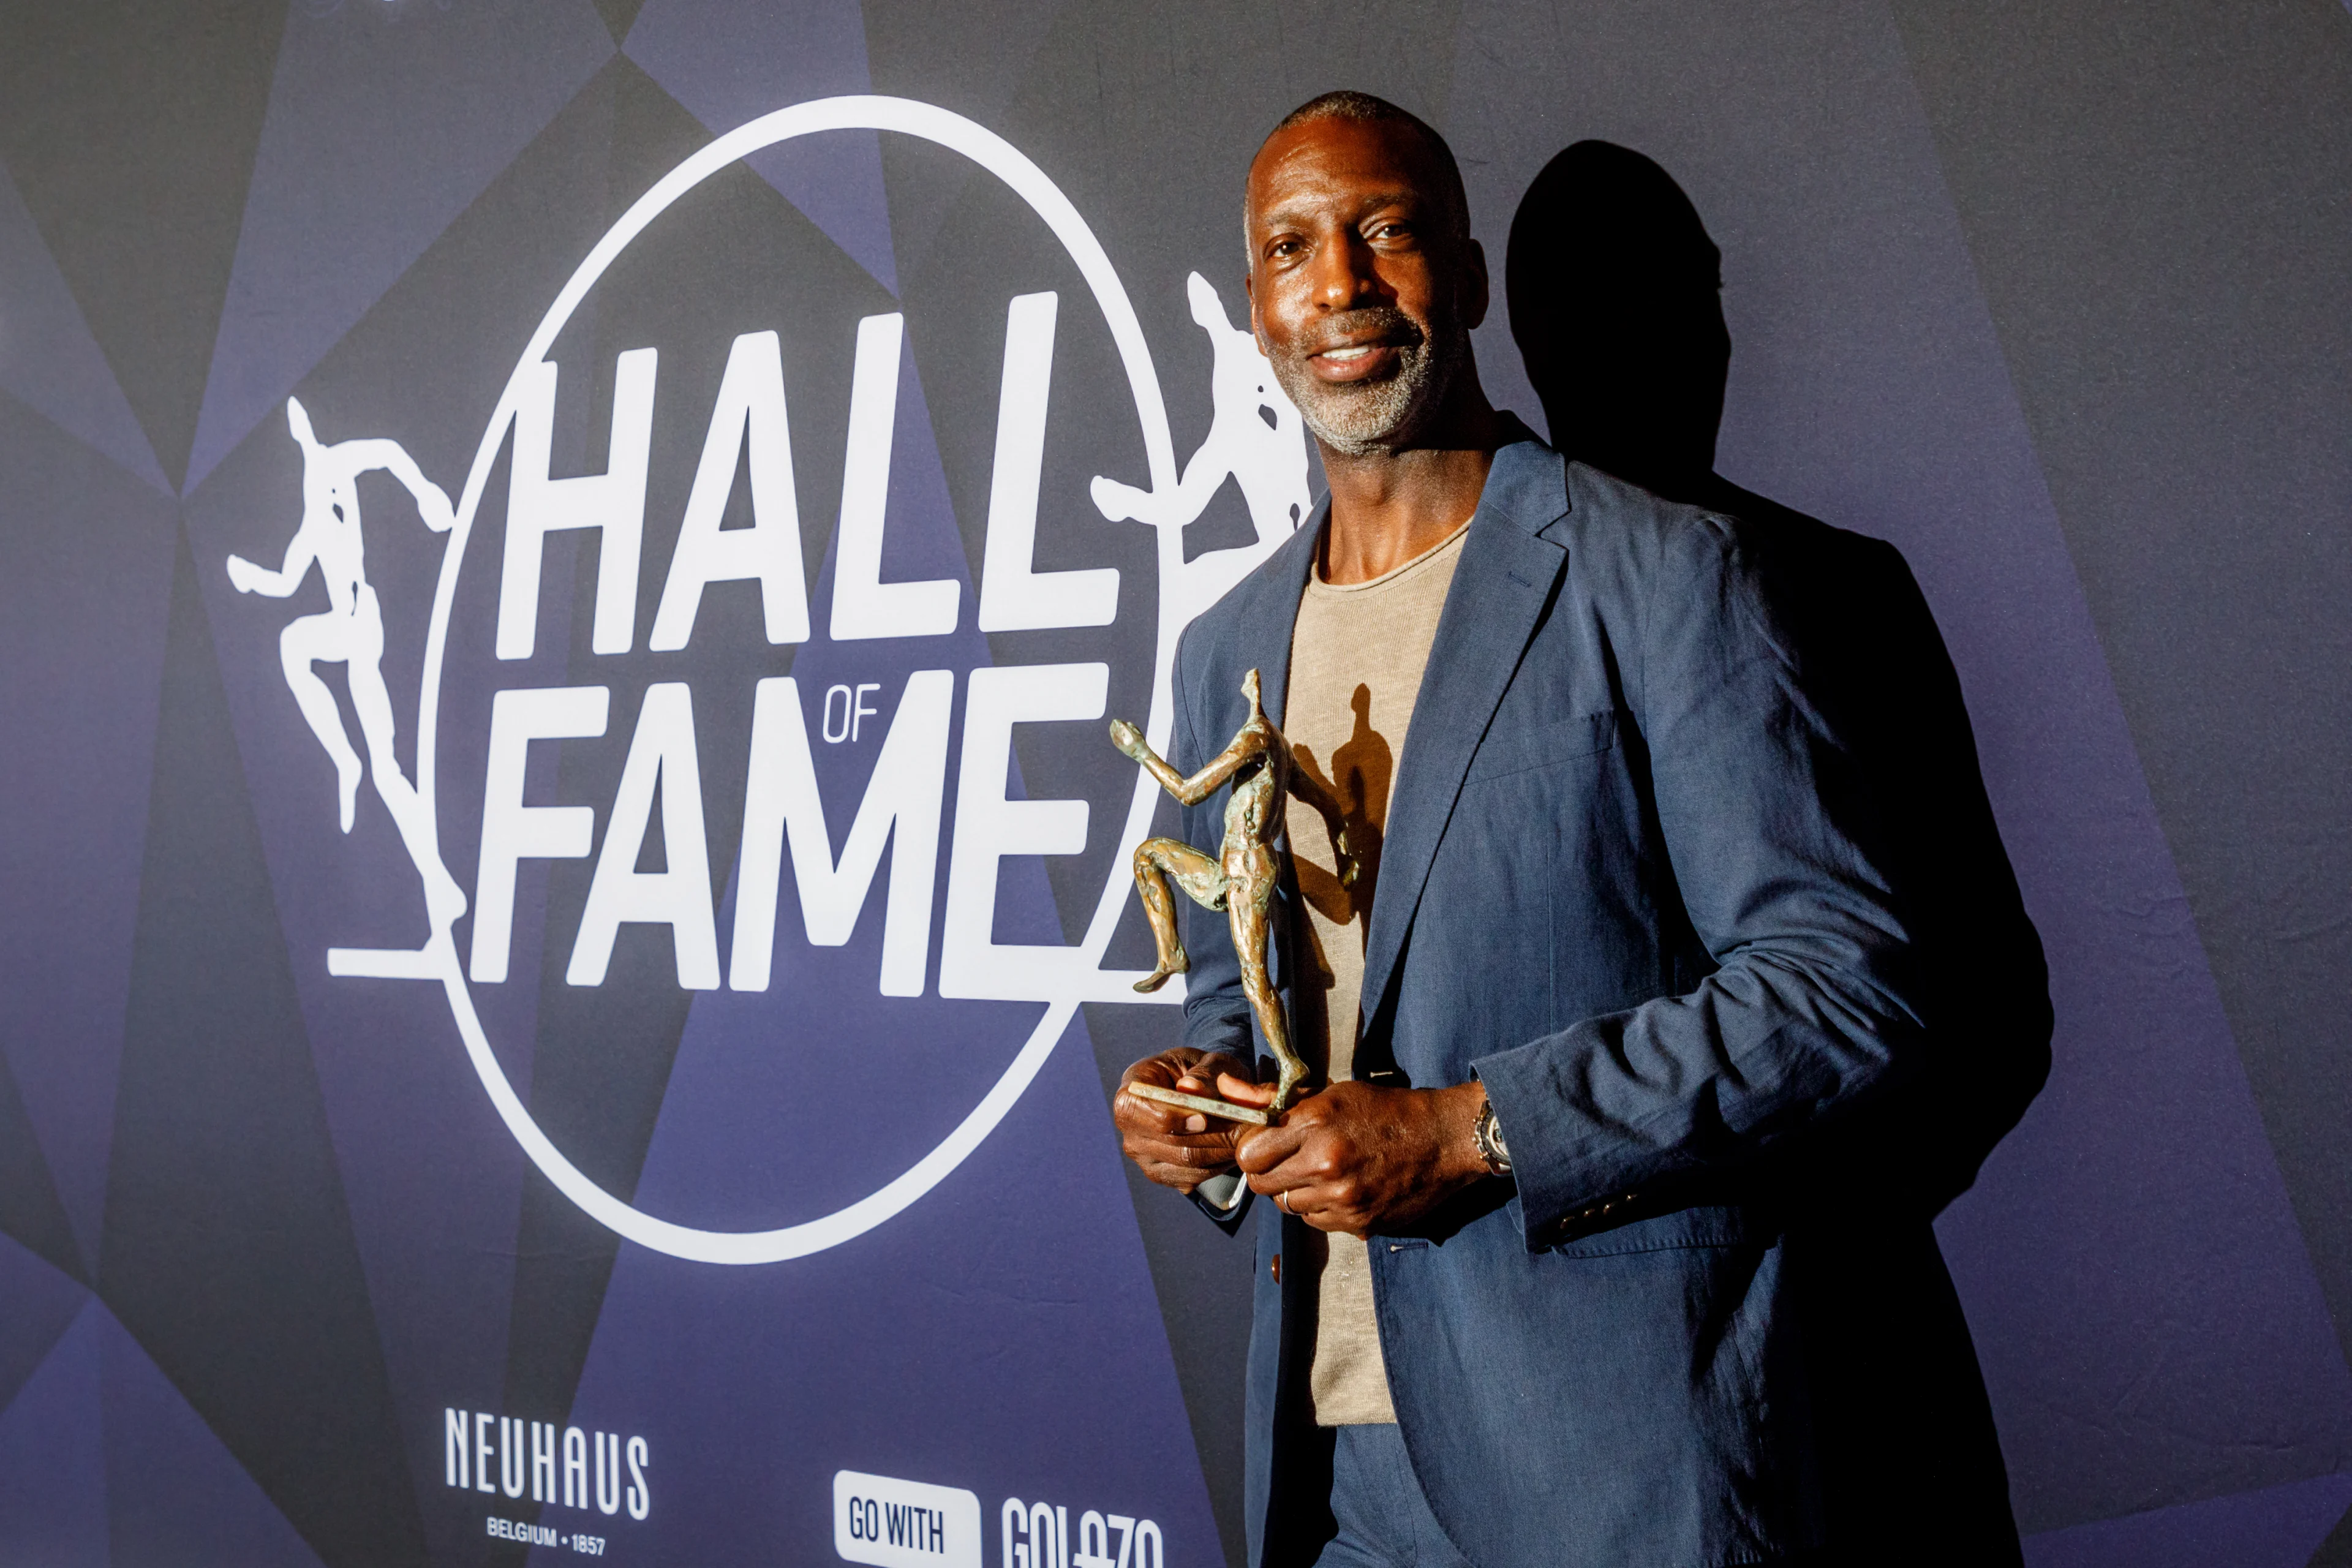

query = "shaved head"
(1246, 90), (1469, 249)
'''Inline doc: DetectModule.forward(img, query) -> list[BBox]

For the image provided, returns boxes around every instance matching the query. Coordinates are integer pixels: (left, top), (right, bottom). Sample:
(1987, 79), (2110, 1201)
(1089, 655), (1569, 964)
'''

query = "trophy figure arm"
(1162, 733), (1261, 805)
(1107, 718), (1186, 797)
(1109, 718), (1261, 806)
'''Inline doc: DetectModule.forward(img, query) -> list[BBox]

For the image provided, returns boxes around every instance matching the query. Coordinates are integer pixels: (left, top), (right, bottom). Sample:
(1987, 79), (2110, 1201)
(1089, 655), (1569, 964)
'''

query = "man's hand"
(1235, 1080), (1491, 1235)
(1113, 1048), (1257, 1192)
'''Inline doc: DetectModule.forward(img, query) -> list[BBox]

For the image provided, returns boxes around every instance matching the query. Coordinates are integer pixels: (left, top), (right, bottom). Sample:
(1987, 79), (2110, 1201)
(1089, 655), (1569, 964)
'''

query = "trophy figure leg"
(1229, 854), (1305, 1110)
(1131, 837), (1227, 992)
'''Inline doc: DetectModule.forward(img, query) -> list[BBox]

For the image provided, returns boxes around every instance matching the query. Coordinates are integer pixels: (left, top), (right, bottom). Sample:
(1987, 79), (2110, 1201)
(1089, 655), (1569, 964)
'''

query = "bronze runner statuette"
(1111, 669), (1358, 1116)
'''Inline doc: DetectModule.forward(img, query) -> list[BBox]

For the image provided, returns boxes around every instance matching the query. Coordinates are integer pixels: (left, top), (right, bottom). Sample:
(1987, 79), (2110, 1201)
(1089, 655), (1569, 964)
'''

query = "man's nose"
(1307, 231), (1379, 311)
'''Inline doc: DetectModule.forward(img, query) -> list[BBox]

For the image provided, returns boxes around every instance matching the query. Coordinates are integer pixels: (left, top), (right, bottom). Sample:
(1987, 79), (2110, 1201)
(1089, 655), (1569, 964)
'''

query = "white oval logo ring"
(409, 97), (1186, 1264)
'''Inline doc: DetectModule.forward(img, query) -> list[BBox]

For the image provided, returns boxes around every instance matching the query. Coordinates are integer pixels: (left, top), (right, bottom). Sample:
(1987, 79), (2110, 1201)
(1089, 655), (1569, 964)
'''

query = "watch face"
(1477, 1102), (1510, 1174)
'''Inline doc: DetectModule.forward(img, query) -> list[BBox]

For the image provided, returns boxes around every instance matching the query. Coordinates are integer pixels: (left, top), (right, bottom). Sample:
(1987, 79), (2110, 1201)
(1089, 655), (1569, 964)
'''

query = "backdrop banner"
(2, 4), (2351, 1567)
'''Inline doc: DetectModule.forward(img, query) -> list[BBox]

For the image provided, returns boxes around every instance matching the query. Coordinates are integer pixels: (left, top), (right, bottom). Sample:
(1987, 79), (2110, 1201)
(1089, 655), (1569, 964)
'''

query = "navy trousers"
(1312, 1426), (1476, 1568)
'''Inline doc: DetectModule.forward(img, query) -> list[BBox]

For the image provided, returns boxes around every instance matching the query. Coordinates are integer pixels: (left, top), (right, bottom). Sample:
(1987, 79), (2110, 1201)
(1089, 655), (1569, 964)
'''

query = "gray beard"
(1270, 317), (1464, 456)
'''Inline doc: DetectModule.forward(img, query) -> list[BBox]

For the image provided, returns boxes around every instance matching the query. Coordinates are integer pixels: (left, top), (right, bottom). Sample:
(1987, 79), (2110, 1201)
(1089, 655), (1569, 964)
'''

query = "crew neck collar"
(1310, 518), (1471, 594)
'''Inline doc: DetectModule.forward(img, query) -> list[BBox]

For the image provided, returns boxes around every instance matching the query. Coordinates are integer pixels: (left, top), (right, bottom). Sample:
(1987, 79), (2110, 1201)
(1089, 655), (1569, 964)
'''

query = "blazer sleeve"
(1471, 513), (1931, 1246)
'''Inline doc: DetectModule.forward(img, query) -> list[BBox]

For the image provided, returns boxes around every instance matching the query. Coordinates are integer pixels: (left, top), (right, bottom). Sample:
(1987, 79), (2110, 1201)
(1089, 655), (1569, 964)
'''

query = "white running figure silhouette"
(228, 397), (467, 934)
(1091, 272), (1311, 624)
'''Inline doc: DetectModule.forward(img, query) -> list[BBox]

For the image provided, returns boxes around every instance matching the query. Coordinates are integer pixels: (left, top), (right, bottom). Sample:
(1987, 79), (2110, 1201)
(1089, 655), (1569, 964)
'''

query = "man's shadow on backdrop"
(1505, 138), (2051, 1215)
(1505, 141), (2054, 1555)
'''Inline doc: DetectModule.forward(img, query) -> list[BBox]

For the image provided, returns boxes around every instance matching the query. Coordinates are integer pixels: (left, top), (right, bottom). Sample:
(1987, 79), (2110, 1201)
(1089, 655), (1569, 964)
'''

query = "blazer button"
(1271, 1255), (1282, 1284)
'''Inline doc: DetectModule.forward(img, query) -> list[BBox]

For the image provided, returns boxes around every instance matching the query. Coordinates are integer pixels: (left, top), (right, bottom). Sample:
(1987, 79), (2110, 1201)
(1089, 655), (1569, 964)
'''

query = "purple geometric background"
(0, 2), (2346, 1564)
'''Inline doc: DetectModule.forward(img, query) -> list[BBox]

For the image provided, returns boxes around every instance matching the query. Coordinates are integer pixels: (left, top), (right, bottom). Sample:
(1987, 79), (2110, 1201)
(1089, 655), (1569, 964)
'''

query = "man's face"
(1245, 117), (1485, 454)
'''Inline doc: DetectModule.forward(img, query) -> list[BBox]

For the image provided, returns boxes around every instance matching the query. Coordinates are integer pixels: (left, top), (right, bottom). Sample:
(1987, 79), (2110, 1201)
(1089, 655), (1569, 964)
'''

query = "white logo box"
(834, 1470), (982, 1568)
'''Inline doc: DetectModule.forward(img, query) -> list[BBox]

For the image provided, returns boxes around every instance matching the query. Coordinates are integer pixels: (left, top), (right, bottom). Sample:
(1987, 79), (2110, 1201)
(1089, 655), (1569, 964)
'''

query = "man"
(1110, 92), (2049, 1567)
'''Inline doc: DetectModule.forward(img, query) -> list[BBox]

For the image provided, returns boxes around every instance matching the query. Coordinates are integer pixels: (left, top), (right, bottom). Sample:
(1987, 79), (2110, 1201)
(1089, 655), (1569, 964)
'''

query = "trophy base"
(1127, 1082), (1272, 1126)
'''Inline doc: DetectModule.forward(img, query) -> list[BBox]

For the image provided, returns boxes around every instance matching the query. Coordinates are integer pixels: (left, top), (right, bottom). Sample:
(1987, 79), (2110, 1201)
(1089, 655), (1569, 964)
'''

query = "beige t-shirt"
(1283, 523), (1468, 1427)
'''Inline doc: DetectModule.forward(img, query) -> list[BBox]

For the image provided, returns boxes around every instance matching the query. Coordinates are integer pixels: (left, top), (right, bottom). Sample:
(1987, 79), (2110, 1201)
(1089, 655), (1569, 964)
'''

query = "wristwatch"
(1472, 1096), (1512, 1177)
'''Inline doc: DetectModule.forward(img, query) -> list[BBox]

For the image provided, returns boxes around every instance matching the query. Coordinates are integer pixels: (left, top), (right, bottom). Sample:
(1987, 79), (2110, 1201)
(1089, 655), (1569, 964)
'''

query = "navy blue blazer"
(1170, 427), (2042, 1567)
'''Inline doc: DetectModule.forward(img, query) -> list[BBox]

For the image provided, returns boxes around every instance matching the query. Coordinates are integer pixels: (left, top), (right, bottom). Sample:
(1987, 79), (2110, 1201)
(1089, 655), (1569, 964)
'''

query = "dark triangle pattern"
(97, 1298), (328, 1568)
(593, 0), (656, 47)
(183, 0), (612, 493)
(1888, 0), (2352, 1432)
(2011, 1469), (2352, 1568)
(172, 61), (661, 1564)
(2309, 1483), (2352, 1568)
(0, 389), (179, 1276)
(0, 156), (165, 489)
(0, 1048), (81, 1284)
(0, 1231), (88, 1423)
(859, 0), (1070, 284)
(0, 0), (288, 489)
(626, 0), (900, 293)
(0, 1298), (107, 1566)
(102, 525), (424, 1567)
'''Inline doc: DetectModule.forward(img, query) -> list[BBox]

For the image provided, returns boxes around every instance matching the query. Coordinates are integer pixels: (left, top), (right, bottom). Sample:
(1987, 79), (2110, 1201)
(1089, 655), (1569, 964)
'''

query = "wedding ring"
(1276, 1190), (1291, 1214)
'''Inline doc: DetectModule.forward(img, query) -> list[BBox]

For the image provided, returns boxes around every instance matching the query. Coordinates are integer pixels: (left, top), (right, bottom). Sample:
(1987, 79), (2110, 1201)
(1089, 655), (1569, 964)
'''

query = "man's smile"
(1310, 341), (1401, 381)
(1302, 320), (1420, 382)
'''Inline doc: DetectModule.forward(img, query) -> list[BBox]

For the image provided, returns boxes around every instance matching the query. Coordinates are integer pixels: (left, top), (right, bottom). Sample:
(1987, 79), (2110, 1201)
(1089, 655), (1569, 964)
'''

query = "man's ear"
(1461, 237), (1491, 333)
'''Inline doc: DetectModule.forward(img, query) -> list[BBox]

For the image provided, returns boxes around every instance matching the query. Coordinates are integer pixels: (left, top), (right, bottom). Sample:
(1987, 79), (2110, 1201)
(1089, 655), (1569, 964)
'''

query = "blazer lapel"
(1208, 496), (1325, 733)
(1356, 439), (1570, 1041)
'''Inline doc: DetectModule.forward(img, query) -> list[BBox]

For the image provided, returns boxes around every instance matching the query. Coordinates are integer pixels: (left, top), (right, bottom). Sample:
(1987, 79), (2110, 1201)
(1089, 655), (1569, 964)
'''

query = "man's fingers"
(1115, 1091), (1243, 1170)
(1232, 1123), (1302, 1175)
(1136, 1158), (1227, 1193)
(1123, 1134), (1230, 1168)
(1112, 1084), (1183, 1128)
(1115, 1055), (1253, 1137)
(1120, 1051), (1246, 1094)
(1232, 1093), (1332, 1173)
(1215, 1072), (1277, 1108)
(1113, 1086), (1241, 1144)
(1168, 1079), (1208, 1131)
(1110, 1049), (1257, 1191)
(1126, 1132), (1239, 1166)
(1302, 1208), (1366, 1237)
(1257, 1179), (1361, 1234)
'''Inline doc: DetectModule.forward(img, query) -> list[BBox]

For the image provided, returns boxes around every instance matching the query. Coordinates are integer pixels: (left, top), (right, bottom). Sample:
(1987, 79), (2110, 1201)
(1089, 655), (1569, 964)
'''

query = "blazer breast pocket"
(1464, 709), (1619, 785)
